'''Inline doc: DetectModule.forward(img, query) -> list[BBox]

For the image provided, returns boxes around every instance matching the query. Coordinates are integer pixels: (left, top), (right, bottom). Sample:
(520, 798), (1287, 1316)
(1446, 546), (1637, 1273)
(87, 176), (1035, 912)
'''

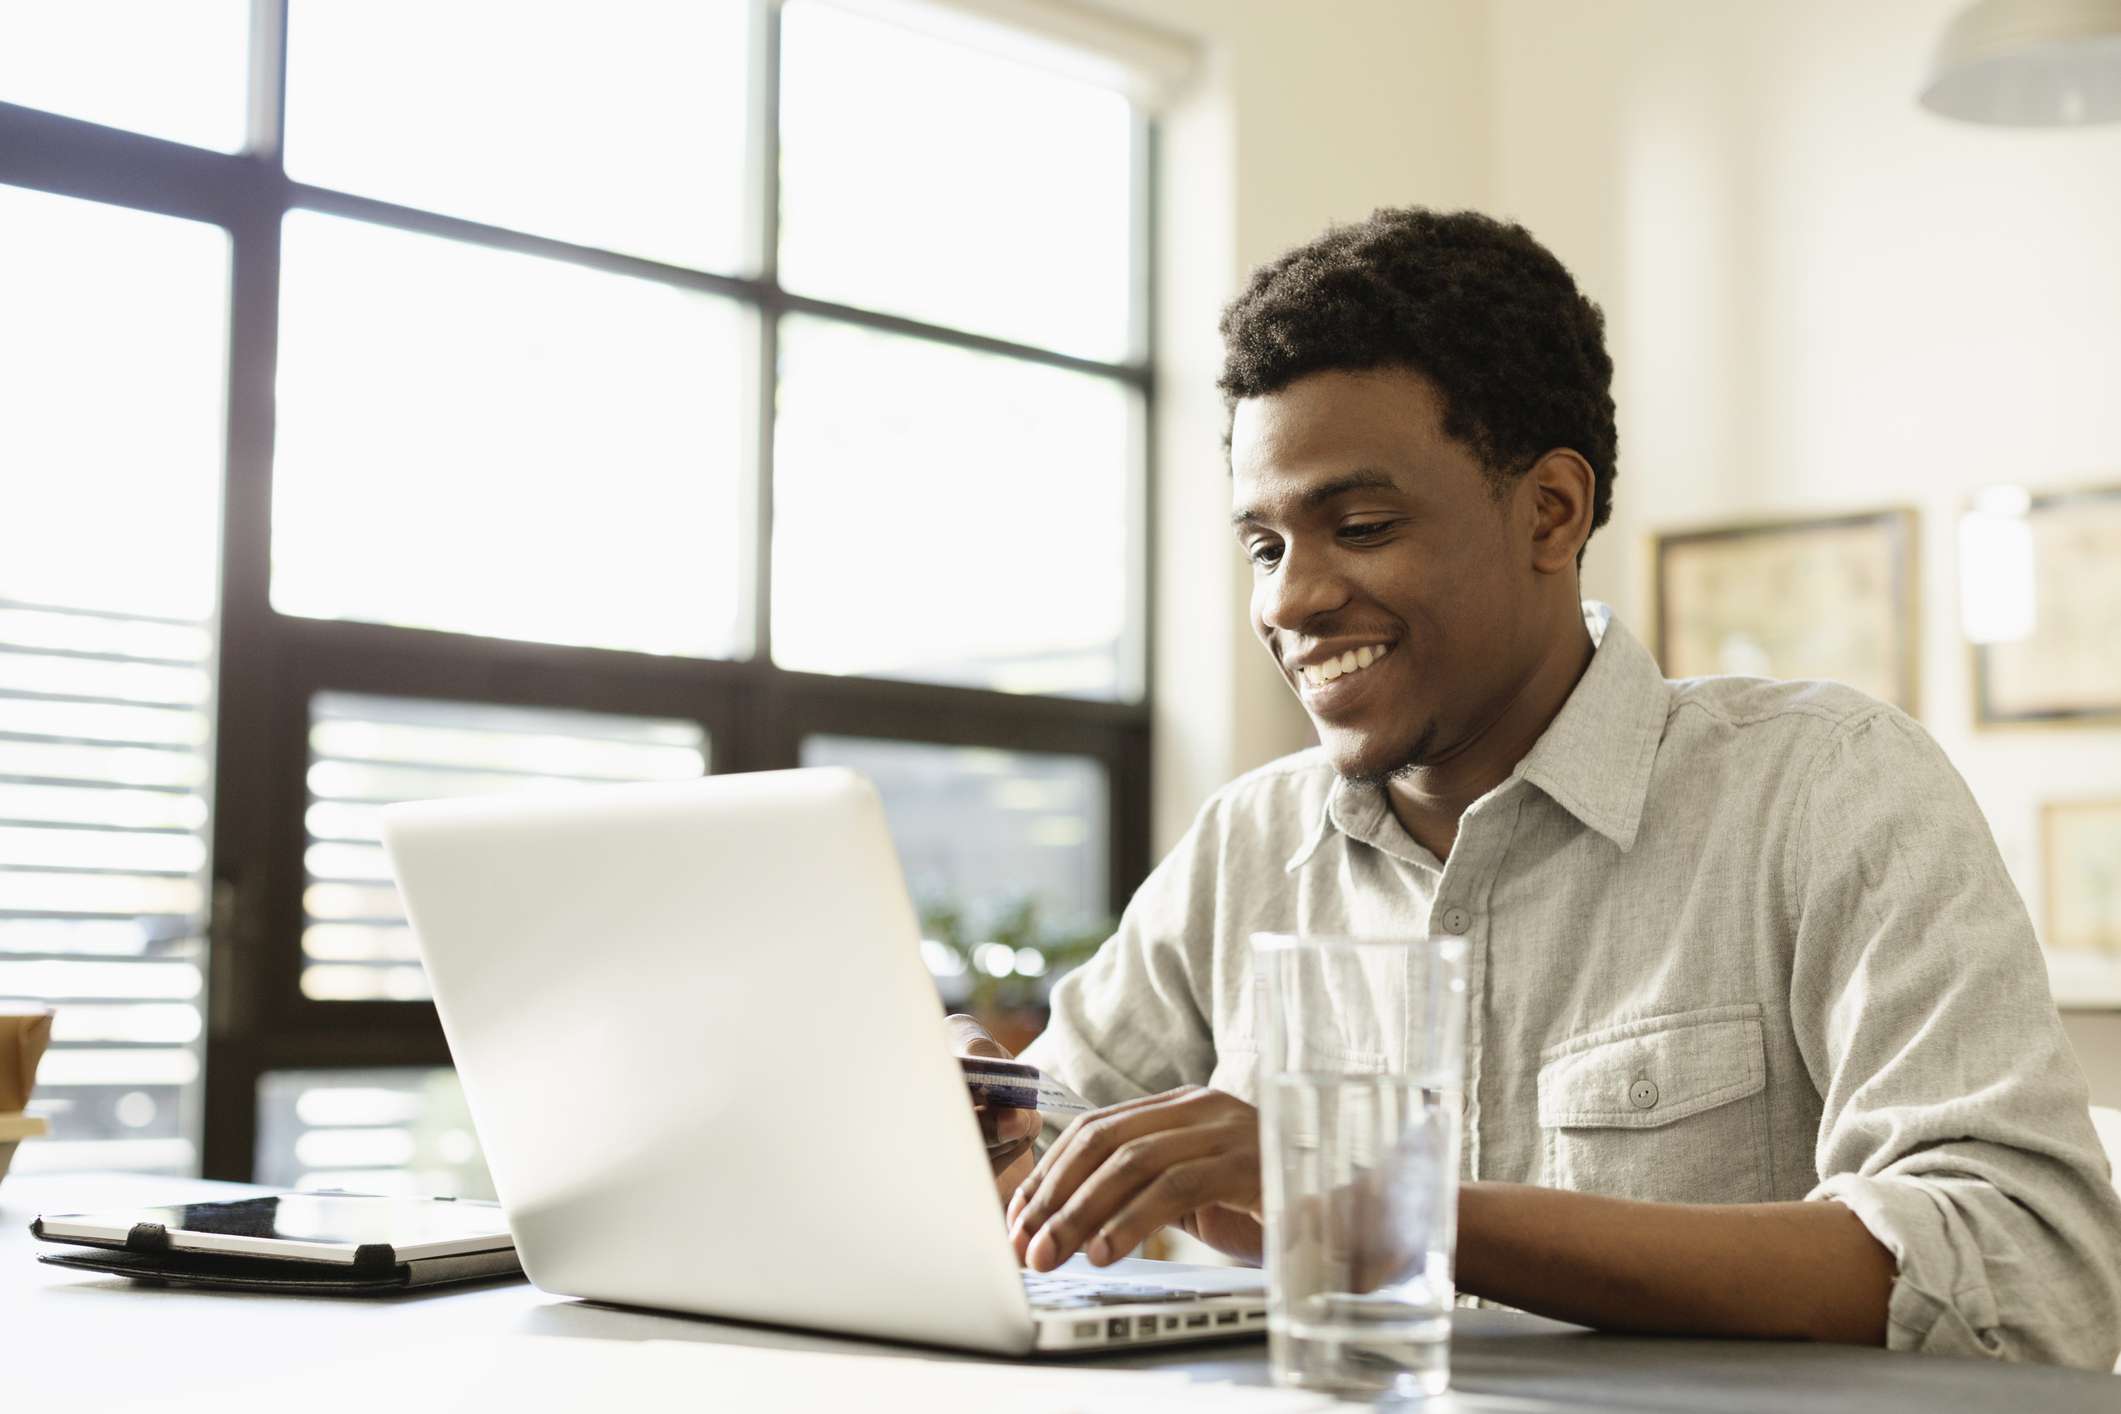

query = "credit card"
(959, 1055), (1094, 1115)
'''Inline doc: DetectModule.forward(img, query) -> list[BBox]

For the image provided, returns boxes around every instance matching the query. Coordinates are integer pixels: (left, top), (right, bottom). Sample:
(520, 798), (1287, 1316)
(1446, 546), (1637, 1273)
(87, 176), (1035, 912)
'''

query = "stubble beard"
(1336, 719), (1440, 790)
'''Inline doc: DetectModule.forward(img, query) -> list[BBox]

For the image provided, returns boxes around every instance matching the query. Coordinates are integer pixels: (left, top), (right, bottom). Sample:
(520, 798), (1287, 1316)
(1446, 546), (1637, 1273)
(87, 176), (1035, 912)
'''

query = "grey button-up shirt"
(1022, 603), (2121, 1369)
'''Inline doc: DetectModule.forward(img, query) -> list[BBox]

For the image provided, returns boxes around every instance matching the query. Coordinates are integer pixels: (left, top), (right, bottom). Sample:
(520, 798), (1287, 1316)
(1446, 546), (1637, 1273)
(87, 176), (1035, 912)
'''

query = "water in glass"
(1253, 934), (1468, 1401)
(1262, 1072), (1461, 1398)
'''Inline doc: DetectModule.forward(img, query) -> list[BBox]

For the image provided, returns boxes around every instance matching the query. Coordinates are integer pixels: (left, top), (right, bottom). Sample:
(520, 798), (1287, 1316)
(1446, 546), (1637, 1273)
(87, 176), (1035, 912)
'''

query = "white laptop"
(379, 767), (1267, 1354)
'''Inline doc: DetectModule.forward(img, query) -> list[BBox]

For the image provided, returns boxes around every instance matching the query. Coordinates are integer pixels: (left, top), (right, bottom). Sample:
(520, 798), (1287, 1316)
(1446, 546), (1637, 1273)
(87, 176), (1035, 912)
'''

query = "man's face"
(1230, 367), (1542, 784)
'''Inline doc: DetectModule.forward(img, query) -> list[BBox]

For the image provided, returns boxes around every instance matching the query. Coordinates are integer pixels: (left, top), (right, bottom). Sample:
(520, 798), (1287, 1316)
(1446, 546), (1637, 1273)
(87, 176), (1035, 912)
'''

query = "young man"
(961, 208), (2121, 1368)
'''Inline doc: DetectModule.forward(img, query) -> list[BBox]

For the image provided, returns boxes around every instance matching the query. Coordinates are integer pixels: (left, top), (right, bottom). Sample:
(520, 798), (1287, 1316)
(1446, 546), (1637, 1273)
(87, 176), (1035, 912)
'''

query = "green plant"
(919, 896), (1110, 1014)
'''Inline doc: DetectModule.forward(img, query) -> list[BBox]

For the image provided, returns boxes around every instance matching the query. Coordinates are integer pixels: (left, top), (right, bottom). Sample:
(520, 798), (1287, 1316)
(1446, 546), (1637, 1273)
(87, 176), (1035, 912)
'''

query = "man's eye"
(1246, 541), (1283, 568)
(1340, 521), (1398, 542)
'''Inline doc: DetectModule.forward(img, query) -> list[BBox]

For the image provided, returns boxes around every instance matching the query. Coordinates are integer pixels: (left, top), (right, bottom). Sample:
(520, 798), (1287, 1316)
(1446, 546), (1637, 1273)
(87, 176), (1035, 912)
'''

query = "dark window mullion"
(767, 669), (1149, 737)
(286, 179), (762, 302)
(1109, 720), (1153, 915)
(773, 288), (1149, 387)
(200, 79), (286, 1173)
(262, 617), (1153, 737)
(268, 614), (771, 700)
(248, 1014), (454, 1069)
(0, 101), (262, 226)
(275, 643), (750, 770)
(204, 0), (291, 1175)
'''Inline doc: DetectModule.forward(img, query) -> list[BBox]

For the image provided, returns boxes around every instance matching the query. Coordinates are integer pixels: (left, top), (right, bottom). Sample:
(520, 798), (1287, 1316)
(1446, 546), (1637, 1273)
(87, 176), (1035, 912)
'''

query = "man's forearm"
(1455, 1182), (1894, 1344)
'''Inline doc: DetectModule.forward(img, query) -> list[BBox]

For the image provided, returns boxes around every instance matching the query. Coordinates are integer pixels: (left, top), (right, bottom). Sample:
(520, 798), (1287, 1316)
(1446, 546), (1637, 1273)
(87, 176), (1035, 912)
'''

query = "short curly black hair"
(1218, 207), (1617, 548)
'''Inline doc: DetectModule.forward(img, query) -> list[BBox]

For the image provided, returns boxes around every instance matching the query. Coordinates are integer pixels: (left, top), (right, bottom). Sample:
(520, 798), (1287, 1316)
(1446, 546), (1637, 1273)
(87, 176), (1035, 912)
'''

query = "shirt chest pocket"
(1536, 1003), (1773, 1205)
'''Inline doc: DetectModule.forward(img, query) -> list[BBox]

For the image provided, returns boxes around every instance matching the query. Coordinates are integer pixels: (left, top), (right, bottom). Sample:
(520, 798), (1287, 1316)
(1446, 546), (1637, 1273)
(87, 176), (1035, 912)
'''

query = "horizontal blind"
(0, 598), (212, 1173)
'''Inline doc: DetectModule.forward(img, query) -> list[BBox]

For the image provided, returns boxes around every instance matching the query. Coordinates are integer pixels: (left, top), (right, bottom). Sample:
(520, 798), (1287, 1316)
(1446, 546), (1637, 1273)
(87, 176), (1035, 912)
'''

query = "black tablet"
(33, 1193), (513, 1264)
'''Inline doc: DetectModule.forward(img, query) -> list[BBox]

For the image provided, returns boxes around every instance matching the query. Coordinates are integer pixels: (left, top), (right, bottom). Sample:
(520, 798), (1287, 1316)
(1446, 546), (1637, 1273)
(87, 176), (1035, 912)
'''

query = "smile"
(1297, 643), (1391, 689)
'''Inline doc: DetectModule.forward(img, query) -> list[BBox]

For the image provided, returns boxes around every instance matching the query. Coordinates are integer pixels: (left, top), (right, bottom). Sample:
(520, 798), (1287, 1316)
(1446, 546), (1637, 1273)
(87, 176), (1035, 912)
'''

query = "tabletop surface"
(5, 1172), (2116, 1412)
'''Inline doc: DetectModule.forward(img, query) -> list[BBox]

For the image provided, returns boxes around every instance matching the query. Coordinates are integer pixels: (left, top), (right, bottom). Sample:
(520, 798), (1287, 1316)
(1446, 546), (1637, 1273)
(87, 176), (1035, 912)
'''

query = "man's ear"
(1522, 449), (1595, 575)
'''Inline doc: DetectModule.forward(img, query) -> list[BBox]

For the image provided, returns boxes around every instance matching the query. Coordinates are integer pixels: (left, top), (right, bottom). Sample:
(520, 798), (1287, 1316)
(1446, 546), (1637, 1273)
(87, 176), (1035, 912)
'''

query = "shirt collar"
(1285, 602), (1669, 870)
(1283, 775), (1420, 873)
(1512, 603), (1669, 853)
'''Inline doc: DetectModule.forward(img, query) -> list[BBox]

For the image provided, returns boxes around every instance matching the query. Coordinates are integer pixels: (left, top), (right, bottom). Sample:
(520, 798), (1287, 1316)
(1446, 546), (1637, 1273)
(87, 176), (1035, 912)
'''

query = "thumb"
(945, 1012), (1013, 1060)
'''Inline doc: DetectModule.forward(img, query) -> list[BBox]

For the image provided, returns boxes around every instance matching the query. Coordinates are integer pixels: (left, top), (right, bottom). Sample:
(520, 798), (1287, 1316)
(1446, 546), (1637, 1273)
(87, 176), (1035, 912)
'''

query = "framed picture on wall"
(1651, 508), (1919, 712)
(1972, 485), (2121, 727)
(2042, 799), (2121, 1008)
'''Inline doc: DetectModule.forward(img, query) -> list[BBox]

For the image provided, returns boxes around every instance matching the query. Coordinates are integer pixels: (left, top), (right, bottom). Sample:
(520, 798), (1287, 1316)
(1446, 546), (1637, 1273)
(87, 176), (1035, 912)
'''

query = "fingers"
(1024, 1123), (1240, 1270)
(1007, 1088), (1258, 1272)
(944, 1013), (1011, 1060)
(952, 1014), (1041, 1178)
(1006, 1088), (1178, 1230)
(1091, 1159), (1257, 1265)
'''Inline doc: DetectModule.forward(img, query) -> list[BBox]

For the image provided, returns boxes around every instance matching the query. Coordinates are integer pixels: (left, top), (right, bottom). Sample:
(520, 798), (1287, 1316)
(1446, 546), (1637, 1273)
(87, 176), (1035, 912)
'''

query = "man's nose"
(1257, 542), (1349, 632)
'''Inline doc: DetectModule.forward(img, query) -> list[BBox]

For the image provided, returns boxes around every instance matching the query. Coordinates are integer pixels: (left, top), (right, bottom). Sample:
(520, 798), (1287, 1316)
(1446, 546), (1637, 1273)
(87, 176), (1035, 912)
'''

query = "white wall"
(1487, 0), (2121, 1087)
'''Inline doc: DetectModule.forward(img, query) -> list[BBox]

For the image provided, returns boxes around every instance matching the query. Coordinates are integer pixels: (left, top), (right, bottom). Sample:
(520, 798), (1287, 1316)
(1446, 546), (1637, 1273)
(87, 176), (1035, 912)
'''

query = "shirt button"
(1439, 906), (1471, 935)
(1629, 1079), (1659, 1110)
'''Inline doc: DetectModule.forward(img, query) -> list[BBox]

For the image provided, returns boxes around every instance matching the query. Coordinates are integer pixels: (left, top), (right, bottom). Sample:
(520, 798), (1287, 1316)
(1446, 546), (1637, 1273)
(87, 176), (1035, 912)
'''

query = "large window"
(0, 0), (1151, 1185)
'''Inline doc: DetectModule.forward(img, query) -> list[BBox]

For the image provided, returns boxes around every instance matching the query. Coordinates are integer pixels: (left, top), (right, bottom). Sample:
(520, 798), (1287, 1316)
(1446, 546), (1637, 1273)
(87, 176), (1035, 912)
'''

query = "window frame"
(0, 0), (1155, 1180)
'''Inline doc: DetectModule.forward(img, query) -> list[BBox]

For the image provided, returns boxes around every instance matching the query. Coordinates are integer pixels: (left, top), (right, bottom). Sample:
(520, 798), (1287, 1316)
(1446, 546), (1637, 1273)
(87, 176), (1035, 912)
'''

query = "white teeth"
(1298, 644), (1390, 690)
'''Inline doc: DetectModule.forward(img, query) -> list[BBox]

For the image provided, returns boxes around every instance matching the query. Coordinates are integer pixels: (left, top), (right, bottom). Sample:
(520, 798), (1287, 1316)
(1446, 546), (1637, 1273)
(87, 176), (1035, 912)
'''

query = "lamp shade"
(1920, 0), (2121, 125)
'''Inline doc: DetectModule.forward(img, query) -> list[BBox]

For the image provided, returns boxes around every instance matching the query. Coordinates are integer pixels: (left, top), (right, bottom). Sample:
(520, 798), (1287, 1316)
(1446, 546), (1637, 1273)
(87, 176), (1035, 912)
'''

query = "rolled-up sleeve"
(1789, 708), (2121, 1369)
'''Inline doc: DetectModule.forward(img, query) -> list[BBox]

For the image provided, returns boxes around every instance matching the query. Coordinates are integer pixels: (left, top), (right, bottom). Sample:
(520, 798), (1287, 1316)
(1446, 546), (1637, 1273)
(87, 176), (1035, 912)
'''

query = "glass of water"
(1252, 933), (1469, 1400)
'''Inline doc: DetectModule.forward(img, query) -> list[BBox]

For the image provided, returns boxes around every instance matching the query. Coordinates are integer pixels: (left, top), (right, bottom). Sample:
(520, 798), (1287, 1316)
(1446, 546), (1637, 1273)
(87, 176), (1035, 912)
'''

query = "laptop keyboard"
(1021, 1272), (1205, 1308)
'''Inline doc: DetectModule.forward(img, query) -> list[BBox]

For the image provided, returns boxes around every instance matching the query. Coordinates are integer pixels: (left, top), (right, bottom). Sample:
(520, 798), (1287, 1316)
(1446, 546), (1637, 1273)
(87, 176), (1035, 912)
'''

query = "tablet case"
(31, 1215), (524, 1295)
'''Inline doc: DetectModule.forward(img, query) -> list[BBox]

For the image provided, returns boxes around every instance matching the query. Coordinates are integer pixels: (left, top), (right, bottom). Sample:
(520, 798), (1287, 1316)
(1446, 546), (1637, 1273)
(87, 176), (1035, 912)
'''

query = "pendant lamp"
(1919, 0), (2121, 125)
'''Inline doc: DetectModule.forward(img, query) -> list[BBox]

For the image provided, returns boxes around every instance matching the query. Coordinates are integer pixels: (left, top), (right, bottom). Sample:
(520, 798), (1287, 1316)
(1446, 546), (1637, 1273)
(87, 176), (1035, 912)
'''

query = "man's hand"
(1005, 1086), (1265, 1271)
(945, 1014), (1042, 1198)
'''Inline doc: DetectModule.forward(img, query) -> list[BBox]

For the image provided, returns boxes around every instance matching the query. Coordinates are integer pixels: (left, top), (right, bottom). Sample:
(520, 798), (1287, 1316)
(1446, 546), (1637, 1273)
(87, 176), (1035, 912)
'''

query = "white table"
(6, 1173), (2115, 1411)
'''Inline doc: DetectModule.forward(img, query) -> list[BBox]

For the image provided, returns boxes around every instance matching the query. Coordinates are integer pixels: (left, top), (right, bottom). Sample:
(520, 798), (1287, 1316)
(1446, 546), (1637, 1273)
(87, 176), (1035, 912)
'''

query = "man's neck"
(1385, 607), (1597, 862)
